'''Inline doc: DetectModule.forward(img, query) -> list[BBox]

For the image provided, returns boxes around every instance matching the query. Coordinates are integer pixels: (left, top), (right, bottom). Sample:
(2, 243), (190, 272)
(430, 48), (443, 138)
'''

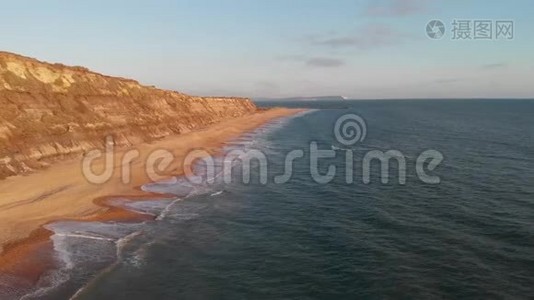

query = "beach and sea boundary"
(0, 51), (303, 295)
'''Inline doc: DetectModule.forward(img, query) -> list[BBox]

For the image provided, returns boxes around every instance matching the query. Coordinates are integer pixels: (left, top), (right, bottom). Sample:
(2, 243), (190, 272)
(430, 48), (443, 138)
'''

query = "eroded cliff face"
(0, 51), (256, 179)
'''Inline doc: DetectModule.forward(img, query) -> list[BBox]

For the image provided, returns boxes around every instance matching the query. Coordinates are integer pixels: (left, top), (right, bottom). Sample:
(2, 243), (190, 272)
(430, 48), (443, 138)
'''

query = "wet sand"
(0, 108), (302, 289)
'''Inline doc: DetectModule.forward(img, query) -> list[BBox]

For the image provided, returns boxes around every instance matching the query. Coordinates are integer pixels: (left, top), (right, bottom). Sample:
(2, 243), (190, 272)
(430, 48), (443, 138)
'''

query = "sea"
(6, 99), (534, 299)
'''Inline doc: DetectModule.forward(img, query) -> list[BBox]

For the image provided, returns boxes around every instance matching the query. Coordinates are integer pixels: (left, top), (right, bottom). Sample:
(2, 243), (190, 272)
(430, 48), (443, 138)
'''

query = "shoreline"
(0, 107), (304, 295)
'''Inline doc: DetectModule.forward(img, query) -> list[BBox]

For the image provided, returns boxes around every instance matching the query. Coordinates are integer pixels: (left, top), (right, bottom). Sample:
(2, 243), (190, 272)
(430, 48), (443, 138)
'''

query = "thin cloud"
(432, 78), (464, 84)
(276, 54), (345, 68)
(480, 63), (507, 70)
(364, 0), (430, 17)
(307, 24), (415, 49)
(306, 57), (345, 68)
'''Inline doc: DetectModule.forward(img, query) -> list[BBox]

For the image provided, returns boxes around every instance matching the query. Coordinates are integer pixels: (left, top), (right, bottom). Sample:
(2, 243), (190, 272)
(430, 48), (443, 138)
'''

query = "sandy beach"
(0, 107), (302, 285)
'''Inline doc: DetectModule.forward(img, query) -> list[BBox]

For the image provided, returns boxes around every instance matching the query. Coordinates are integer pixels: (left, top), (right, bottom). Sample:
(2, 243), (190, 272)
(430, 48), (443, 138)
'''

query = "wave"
(210, 190), (224, 197)
(20, 270), (71, 300)
(54, 233), (116, 243)
(331, 145), (353, 151)
(66, 231), (143, 300)
(156, 198), (182, 221)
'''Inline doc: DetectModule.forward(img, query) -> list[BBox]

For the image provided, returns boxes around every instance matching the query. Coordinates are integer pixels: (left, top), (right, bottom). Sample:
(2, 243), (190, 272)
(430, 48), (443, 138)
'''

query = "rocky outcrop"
(0, 51), (256, 179)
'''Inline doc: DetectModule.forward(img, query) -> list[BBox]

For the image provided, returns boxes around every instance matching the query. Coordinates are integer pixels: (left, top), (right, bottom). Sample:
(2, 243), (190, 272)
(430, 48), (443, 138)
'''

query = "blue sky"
(1, 0), (533, 98)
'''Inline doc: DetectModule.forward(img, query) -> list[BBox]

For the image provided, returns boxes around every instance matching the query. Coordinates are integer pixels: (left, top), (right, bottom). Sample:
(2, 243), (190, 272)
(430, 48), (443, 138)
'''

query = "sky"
(1, 0), (533, 99)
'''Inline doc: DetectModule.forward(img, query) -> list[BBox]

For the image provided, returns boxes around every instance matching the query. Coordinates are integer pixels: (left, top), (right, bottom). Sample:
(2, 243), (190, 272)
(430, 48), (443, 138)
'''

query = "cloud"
(307, 24), (414, 49)
(305, 57), (345, 68)
(276, 54), (345, 68)
(432, 78), (464, 84)
(364, 0), (430, 17)
(480, 63), (507, 70)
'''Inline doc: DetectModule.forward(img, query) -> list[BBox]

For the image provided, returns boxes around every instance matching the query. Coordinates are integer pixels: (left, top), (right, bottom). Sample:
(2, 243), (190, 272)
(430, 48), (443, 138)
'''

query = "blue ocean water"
(16, 100), (534, 299)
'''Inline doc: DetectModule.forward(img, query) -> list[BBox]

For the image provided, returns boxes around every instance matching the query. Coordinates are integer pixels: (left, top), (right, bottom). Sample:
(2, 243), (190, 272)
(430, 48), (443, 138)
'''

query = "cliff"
(0, 51), (257, 179)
